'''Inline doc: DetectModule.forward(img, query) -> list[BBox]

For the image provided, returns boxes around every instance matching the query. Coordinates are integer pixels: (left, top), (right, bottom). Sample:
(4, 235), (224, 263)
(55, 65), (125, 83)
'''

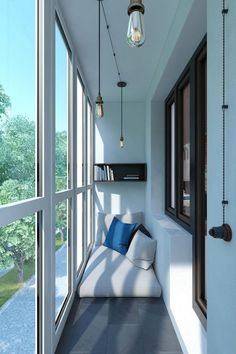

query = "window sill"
(153, 213), (192, 239)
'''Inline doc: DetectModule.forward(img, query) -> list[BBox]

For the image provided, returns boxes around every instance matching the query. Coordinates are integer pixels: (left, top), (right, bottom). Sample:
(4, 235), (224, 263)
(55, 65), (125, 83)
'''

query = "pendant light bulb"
(117, 81), (127, 149)
(96, 95), (104, 118)
(127, 1), (145, 48)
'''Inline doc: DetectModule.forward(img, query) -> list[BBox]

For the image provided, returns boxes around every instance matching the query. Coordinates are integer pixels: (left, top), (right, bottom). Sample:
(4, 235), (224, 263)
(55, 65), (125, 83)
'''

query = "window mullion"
(41, 0), (55, 352)
(72, 57), (78, 294)
(83, 92), (88, 253)
(190, 61), (196, 234)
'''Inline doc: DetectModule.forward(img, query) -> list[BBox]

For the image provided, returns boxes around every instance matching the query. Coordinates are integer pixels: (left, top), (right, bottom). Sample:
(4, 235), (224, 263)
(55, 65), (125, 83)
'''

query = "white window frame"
(0, 1), (94, 353)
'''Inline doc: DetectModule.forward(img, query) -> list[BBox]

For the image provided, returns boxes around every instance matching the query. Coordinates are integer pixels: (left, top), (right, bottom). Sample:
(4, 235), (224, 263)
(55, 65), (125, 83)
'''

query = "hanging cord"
(98, 0), (101, 96)
(101, 1), (122, 82)
(121, 86), (123, 138)
(222, 0), (229, 224)
(208, 1), (232, 241)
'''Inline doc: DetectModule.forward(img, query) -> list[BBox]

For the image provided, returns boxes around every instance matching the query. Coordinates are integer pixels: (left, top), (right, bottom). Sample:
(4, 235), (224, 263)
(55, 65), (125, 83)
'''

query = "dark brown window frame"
(193, 44), (207, 327)
(166, 94), (176, 216)
(177, 73), (191, 226)
(165, 66), (192, 233)
(165, 36), (207, 326)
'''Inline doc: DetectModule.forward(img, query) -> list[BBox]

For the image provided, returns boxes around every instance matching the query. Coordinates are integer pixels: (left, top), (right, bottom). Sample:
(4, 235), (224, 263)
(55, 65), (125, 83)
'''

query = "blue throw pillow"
(104, 217), (137, 255)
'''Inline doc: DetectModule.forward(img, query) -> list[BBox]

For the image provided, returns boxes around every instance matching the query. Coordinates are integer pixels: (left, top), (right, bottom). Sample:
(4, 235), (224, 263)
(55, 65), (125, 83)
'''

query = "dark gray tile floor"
(56, 297), (183, 354)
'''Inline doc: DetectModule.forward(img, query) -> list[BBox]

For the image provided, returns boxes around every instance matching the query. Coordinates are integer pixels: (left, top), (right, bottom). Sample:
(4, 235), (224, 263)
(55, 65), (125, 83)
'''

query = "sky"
(0, 0), (67, 132)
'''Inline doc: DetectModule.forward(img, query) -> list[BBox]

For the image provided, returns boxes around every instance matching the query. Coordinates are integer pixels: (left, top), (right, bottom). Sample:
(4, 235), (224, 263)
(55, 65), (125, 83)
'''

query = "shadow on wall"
(94, 183), (146, 242)
(147, 214), (199, 354)
(95, 183), (146, 212)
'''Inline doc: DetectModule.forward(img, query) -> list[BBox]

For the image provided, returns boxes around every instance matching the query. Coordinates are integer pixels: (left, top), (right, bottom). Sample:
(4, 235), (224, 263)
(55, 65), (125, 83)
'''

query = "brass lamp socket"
(96, 95), (103, 105)
(128, 0), (145, 15)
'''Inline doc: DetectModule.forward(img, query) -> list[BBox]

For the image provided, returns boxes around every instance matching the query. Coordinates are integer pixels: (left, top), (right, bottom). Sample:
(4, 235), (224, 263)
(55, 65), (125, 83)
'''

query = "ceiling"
(58, 0), (181, 102)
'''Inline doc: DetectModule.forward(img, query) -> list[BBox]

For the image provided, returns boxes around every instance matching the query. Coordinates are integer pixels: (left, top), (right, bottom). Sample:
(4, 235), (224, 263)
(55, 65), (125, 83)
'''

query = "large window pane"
(0, 215), (36, 353)
(77, 193), (83, 271)
(181, 82), (190, 217)
(55, 22), (70, 192)
(55, 200), (69, 319)
(77, 75), (84, 187)
(0, 0), (37, 205)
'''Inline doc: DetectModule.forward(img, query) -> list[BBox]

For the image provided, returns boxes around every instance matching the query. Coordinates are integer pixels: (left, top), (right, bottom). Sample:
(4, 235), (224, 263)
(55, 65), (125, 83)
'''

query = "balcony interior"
(1, 0), (236, 354)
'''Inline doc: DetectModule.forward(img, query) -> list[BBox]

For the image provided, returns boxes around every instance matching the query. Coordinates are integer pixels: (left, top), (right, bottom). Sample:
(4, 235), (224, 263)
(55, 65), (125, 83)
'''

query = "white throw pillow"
(126, 230), (157, 270)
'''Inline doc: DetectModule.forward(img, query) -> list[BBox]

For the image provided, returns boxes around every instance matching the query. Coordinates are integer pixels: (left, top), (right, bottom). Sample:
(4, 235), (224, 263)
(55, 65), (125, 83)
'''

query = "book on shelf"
(110, 168), (114, 181)
(106, 165), (110, 181)
(94, 164), (115, 181)
(102, 165), (106, 180)
(94, 165), (104, 181)
(94, 165), (100, 181)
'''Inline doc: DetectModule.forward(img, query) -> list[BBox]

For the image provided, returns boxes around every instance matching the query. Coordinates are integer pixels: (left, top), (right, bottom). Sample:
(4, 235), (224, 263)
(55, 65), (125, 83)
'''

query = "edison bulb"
(127, 10), (145, 48)
(96, 103), (104, 118)
(95, 95), (104, 118)
(120, 137), (124, 148)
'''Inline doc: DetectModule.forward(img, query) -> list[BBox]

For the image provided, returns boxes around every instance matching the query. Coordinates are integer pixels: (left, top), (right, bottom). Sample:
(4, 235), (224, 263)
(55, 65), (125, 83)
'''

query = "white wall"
(145, 101), (207, 354)
(144, 1), (207, 353)
(94, 101), (146, 217)
(207, 1), (236, 353)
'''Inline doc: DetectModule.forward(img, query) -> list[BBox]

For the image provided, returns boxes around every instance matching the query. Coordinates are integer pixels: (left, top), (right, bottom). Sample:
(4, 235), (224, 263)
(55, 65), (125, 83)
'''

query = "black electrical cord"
(121, 86), (123, 138)
(101, 1), (122, 82)
(222, 0), (228, 224)
(98, 0), (101, 96)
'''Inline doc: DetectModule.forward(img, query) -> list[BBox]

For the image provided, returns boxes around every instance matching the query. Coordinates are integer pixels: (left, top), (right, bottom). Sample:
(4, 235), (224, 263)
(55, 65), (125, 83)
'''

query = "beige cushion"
(78, 245), (161, 297)
(95, 211), (143, 245)
(126, 230), (157, 270)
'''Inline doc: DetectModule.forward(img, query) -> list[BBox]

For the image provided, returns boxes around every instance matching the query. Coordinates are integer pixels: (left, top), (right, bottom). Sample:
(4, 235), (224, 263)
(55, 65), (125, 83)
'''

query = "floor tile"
(141, 315), (182, 353)
(70, 351), (105, 354)
(138, 297), (168, 318)
(108, 298), (139, 324)
(137, 297), (165, 304)
(144, 351), (183, 354)
(107, 324), (145, 354)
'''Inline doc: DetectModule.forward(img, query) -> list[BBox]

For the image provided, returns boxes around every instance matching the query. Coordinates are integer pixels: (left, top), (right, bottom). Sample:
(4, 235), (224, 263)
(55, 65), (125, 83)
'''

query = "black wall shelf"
(94, 163), (147, 182)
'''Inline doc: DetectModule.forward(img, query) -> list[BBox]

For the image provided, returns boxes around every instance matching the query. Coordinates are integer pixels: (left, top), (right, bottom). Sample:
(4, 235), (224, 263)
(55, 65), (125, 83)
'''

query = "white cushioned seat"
(78, 245), (162, 298)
